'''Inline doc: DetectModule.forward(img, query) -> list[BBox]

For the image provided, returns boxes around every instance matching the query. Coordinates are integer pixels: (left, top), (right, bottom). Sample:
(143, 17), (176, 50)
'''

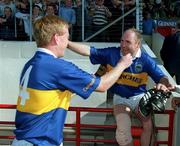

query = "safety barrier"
(0, 104), (175, 146)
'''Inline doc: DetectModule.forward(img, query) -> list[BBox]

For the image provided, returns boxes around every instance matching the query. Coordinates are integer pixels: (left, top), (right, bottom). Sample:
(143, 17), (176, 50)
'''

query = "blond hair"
(33, 15), (69, 47)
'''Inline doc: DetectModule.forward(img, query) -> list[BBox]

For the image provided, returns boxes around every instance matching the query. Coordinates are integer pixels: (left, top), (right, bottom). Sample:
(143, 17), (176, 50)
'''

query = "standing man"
(68, 28), (173, 146)
(160, 20), (180, 85)
(11, 15), (133, 146)
(142, 11), (156, 48)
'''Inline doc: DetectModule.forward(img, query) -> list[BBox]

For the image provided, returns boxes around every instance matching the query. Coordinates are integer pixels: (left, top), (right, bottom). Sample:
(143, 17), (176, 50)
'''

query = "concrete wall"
(152, 32), (165, 64)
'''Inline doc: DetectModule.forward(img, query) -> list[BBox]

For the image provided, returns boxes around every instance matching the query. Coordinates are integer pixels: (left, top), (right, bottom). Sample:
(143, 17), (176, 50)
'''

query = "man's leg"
(114, 104), (133, 146)
(104, 90), (118, 146)
(140, 116), (154, 146)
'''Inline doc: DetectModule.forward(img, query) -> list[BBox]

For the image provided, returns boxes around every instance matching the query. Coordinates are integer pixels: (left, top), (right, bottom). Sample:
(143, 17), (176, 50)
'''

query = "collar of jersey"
(120, 48), (141, 60)
(37, 48), (57, 58)
(133, 48), (141, 59)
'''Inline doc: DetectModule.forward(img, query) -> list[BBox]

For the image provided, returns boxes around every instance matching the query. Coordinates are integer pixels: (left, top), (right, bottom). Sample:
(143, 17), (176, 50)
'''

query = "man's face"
(96, 0), (104, 6)
(4, 7), (12, 17)
(57, 27), (69, 57)
(120, 30), (140, 57)
(46, 6), (55, 15)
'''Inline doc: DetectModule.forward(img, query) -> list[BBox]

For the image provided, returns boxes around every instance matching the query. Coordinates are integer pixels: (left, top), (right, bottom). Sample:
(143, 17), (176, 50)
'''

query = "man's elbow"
(96, 84), (109, 92)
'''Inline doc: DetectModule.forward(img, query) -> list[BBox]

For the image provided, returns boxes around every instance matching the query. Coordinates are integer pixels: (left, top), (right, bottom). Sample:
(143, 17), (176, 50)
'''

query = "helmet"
(138, 89), (171, 118)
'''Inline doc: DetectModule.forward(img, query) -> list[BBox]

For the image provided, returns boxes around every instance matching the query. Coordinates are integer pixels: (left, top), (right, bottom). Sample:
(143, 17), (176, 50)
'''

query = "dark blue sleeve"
(56, 60), (100, 99)
(89, 46), (111, 65)
(144, 54), (166, 83)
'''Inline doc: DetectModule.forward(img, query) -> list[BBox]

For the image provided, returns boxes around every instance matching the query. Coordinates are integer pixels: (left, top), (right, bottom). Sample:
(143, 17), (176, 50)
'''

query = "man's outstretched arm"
(68, 41), (90, 56)
(95, 54), (132, 92)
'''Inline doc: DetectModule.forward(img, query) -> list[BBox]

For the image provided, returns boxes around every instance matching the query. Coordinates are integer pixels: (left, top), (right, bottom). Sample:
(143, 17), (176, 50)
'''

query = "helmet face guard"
(138, 89), (171, 118)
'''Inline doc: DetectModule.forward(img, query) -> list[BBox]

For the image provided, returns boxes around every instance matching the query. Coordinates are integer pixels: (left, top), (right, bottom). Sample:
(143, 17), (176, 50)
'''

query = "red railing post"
(168, 110), (175, 146)
(76, 107), (81, 146)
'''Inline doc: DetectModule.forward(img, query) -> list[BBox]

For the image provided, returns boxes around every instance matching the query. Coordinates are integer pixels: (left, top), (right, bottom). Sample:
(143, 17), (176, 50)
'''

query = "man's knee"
(115, 113), (132, 145)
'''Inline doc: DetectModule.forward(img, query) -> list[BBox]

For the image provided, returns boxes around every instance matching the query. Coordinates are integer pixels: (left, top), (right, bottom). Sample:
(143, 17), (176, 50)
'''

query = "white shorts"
(11, 138), (33, 146)
(11, 138), (63, 146)
(113, 93), (145, 110)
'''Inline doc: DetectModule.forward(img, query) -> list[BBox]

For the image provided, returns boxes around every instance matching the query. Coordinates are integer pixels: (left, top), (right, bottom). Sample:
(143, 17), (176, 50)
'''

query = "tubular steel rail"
(0, 104), (175, 146)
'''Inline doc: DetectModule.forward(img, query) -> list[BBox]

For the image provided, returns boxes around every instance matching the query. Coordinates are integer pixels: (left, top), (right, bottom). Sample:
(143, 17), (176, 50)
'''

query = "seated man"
(68, 28), (174, 146)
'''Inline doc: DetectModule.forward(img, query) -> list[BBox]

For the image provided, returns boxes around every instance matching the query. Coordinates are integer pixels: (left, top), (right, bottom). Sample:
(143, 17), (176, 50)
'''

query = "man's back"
(160, 30), (180, 84)
(160, 31), (180, 65)
(172, 31), (180, 57)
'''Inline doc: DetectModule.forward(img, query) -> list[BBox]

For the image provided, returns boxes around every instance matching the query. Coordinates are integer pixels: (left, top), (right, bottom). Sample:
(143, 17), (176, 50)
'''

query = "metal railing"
(0, 104), (175, 146)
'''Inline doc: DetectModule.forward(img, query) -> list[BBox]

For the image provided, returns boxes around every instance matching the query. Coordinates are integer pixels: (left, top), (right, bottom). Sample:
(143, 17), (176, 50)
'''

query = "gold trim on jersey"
(107, 64), (148, 87)
(17, 88), (73, 115)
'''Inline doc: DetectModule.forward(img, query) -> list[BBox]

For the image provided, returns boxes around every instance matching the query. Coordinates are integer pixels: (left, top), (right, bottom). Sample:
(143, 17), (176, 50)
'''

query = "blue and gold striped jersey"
(15, 48), (100, 146)
(90, 46), (165, 98)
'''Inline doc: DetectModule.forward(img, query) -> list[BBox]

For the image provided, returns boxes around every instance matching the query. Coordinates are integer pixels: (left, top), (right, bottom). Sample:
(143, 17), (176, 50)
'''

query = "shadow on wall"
(152, 32), (165, 64)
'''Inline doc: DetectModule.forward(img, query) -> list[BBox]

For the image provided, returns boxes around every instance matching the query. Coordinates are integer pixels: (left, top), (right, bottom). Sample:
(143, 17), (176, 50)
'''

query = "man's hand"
(96, 54), (132, 92)
(118, 53), (133, 69)
(156, 77), (175, 92)
(155, 83), (169, 92)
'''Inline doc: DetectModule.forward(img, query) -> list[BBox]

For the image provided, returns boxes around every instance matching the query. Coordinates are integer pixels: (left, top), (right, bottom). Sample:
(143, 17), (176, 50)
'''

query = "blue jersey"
(90, 46), (165, 98)
(15, 49), (100, 146)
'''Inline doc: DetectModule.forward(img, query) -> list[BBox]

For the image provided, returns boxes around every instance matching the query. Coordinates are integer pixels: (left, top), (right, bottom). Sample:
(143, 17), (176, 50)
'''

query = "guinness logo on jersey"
(135, 62), (143, 73)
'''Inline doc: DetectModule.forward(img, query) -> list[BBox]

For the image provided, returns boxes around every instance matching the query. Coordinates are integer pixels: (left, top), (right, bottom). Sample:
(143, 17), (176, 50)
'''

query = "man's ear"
(137, 40), (141, 48)
(53, 34), (59, 45)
